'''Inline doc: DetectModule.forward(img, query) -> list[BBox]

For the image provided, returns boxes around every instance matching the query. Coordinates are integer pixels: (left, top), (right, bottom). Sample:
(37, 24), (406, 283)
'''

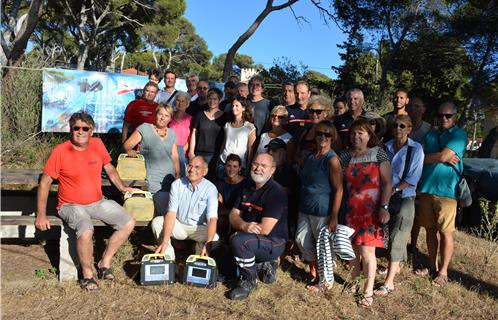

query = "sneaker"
(228, 278), (257, 300)
(260, 260), (279, 284)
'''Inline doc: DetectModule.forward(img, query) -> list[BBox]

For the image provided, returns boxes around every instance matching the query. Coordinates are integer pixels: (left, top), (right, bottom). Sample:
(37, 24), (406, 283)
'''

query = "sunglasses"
(315, 130), (333, 138)
(72, 126), (91, 132)
(271, 114), (285, 120)
(438, 113), (455, 119)
(393, 123), (408, 129)
(369, 120), (377, 126)
(309, 109), (325, 115)
(197, 86), (208, 90)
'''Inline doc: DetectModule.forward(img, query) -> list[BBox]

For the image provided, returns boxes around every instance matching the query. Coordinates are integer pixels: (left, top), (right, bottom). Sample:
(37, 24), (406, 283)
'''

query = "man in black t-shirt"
(228, 153), (288, 300)
(333, 88), (367, 146)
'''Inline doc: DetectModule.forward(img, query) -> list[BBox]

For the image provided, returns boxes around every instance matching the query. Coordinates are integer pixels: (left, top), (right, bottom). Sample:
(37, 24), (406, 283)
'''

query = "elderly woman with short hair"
(169, 91), (192, 176)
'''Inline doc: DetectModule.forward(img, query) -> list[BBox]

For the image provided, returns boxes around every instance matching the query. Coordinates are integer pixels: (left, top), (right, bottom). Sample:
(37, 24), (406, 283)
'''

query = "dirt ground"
(1, 229), (498, 320)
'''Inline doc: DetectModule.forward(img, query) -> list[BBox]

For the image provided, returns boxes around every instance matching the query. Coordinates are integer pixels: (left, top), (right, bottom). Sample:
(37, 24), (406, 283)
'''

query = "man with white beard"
(228, 153), (288, 300)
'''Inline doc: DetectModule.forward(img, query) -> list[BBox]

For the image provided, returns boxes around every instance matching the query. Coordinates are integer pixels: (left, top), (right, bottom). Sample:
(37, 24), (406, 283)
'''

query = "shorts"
(416, 193), (457, 232)
(389, 197), (415, 262)
(58, 198), (133, 238)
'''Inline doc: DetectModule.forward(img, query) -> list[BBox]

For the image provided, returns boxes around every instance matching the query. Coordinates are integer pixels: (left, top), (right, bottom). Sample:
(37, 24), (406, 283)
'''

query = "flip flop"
(80, 277), (99, 291)
(373, 285), (394, 296)
(97, 267), (114, 281)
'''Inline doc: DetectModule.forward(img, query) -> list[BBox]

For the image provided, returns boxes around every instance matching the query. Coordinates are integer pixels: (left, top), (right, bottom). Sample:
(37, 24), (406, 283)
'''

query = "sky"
(184, 0), (348, 79)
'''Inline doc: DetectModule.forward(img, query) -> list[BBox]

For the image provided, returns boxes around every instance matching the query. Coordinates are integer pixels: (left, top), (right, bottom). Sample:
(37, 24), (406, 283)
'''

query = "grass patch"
(1, 229), (497, 320)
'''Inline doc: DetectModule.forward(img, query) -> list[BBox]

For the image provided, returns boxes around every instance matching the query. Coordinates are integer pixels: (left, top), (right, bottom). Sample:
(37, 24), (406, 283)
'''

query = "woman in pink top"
(169, 91), (192, 176)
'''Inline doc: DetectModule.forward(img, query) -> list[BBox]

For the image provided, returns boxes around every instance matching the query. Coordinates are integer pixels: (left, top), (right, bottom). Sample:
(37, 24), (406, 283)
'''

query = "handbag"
(451, 165), (473, 207)
(388, 145), (413, 215)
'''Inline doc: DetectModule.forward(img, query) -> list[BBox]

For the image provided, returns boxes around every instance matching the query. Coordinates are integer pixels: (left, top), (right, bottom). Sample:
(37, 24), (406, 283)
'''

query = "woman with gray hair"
(256, 105), (296, 163)
(169, 91), (192, 176)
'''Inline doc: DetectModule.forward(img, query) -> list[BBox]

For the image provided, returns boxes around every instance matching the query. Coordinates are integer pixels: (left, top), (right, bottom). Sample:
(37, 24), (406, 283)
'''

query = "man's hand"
(200, 242), (212, 257)
(244, 222), (261, 234)
(447, 154), (460, 166)
(35, 215), (51, 231)
(126, 150), (138, 158)
(155, 241), (169, 254)
(379, 207), (390, 224)
(122, 187), (141, 194)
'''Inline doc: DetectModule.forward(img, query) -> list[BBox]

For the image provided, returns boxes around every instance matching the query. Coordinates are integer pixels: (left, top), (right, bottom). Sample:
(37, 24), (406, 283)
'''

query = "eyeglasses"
(393, 123), (408, 129)
(438, 113), (455, 119)
(309, 109), (325, 115)
(271, 114), (285, 120)
(315, 130), (333, 138)
(72, 126), (91, 132)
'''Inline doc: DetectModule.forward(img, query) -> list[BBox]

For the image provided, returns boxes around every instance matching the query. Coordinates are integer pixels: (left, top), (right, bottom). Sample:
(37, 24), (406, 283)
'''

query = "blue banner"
(42, 68), (150, 133)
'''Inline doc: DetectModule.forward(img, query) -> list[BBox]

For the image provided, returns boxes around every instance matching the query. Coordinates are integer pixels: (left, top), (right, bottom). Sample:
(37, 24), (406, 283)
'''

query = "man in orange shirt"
(35, 112), (136, 290)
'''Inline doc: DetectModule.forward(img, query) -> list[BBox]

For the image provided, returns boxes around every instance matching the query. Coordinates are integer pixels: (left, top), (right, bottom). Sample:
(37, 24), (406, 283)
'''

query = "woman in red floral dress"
(339, 118), (392, 307)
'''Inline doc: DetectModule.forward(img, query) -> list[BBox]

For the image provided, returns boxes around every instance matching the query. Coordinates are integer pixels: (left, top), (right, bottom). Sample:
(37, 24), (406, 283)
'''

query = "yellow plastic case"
(123, 190), (154, 221)
(116, 153), (146, 181)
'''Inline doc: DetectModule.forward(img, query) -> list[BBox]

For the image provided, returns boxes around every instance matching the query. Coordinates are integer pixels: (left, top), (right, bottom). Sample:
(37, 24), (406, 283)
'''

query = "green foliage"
(1, 53), (63, 168)
(472, 199), (498, 242)
(261, 56), (308, 84)
(211, 53), (257, 81)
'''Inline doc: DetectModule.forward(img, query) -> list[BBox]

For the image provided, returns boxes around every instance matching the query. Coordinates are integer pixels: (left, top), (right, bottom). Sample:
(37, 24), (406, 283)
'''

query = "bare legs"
(77, 219), (135, 279)
(351, 245), (377, 297)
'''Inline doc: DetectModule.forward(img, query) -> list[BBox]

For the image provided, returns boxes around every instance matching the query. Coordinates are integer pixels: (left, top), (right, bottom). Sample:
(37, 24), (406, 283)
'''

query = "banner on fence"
(41, 68), (187, 133)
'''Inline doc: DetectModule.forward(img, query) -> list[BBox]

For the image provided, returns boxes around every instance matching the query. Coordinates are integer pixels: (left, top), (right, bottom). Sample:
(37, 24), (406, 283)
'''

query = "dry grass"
(2, 229), (497, 320)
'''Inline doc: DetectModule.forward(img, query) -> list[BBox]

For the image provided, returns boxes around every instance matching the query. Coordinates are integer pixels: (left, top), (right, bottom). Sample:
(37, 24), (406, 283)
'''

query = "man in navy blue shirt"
(228, 153), (288, 300)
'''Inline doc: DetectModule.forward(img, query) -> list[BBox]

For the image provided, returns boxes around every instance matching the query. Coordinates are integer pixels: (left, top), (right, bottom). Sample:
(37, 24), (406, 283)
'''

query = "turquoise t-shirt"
(137, 123), (177, 193)
(418, 125), (467, 198)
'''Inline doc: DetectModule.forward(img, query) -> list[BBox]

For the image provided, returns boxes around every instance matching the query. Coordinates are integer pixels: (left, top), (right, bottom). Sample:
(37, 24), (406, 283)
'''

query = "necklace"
(155, 126), (167, 138)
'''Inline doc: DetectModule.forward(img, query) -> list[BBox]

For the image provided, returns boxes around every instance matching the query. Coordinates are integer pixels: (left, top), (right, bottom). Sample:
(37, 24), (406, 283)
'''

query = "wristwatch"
(395, 187), (401, 193)
(381, 204), (389, 210)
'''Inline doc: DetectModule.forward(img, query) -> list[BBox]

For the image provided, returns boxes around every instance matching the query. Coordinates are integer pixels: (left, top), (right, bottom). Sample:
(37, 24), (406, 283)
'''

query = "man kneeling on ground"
(153, 156), (219, 258)
(229, 153), (288, 300)
(35, 112), (136, 291)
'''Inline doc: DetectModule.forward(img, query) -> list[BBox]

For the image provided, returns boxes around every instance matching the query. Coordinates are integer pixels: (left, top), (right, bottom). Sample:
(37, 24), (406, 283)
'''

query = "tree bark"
(222, 0), (298, 81)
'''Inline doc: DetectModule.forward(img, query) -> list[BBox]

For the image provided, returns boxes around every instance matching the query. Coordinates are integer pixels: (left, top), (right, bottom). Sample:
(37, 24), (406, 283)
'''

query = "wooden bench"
(1, 214), (149, 281)
(1, 168), (150, 282)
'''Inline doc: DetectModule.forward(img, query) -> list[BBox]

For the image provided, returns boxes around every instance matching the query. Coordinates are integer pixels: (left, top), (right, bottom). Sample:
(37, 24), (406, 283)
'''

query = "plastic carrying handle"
(118, 153), (145, 161)
(141, 253), (174, 262)
(186, 254), (216, 267)
(124, 190), (152, 199)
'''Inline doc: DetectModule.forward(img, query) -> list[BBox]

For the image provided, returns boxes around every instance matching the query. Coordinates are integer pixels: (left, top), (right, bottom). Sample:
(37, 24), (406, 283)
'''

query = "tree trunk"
(222, 0), (297, 81)
(120, 51), (126, 72)
(2, 0), (44, 77)
(77, 44), (89, 70)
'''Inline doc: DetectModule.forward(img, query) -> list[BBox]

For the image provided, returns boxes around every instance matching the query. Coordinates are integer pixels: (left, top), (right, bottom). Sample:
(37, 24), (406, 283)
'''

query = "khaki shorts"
(58, 199), (133, 238)
(416, 194), (457, 232)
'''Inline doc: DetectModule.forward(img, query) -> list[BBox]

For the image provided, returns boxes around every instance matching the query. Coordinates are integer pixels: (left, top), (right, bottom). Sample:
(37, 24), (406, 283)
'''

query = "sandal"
(306, 281), (333, 293)
(432, 274), (449, 287)
(97, 267), (114, 281)
(357, 295), (374, 308)
(373, 285), (394, 296)
(80, 277), (99, 291)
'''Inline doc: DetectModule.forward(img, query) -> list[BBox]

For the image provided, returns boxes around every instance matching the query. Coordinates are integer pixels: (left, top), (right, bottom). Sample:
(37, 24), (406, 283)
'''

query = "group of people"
(35, 70), (468, 307)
